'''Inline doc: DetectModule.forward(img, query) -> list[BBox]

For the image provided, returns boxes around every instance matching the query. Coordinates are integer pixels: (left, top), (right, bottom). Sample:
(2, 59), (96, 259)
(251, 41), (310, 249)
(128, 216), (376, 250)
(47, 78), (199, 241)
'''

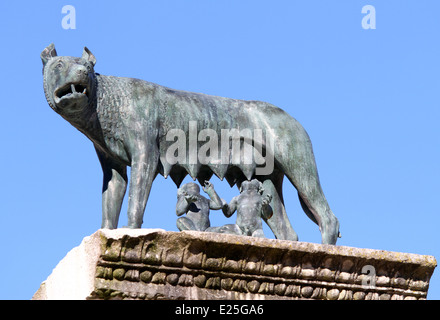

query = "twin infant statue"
(176, 180), (273, 238)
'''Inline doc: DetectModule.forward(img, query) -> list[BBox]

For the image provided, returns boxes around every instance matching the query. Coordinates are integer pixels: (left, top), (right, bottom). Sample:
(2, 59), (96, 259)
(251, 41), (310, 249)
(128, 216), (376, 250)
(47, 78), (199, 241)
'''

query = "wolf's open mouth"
(54, 83), (88, 102)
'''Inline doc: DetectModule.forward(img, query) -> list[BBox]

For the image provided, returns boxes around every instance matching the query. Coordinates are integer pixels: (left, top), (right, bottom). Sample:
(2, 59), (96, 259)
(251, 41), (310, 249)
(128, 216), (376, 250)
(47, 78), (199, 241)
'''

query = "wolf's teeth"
(71, 84), (76, 93)
(83, 88), (87, 94)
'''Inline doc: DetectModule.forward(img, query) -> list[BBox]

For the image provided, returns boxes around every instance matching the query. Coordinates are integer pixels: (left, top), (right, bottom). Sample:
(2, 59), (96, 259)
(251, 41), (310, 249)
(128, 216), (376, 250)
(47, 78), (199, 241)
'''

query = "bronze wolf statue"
(41, 44), (340, 244)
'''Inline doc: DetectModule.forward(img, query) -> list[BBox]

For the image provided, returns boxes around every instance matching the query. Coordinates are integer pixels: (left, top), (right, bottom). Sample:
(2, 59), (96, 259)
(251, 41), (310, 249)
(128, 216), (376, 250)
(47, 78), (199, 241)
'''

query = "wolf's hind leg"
(286, 164), (339, 244)
(261, 175), (298, 241)
(280, 122), (340, 244)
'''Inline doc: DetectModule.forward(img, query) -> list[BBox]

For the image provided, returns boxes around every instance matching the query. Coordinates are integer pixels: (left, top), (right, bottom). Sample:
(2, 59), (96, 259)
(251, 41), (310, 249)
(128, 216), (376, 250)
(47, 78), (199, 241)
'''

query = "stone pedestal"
(33, 229), (436, 300)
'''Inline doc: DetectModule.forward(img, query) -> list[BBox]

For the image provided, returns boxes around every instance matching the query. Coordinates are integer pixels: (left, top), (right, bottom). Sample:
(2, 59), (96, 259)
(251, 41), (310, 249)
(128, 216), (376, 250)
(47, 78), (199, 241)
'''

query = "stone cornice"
(87, 229), (436, 300)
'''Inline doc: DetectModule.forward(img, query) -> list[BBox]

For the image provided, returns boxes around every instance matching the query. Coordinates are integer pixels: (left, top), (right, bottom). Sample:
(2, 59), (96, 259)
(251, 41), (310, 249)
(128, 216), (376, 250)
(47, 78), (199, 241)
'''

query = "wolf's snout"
(76, 66), (88, 76)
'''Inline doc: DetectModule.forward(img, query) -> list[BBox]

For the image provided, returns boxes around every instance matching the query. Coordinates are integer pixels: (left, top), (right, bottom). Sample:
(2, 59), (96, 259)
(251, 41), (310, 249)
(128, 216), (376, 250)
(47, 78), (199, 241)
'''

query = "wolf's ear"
(82, 47), (96, 66)
(41, 43), (57, 66)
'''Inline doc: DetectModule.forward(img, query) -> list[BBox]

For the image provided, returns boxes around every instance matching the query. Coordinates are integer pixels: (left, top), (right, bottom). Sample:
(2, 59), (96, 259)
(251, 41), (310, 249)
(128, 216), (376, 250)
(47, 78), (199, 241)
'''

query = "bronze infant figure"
(176, 181), (224, 231)
(207, 179), (273, 238)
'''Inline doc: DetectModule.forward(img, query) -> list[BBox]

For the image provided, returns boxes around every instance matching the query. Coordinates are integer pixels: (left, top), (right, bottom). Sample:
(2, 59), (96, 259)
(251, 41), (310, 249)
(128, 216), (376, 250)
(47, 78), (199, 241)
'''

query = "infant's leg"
(206, 224), (242, 235)
(251, 229), (266, 238)
(176, 217), (197, 231)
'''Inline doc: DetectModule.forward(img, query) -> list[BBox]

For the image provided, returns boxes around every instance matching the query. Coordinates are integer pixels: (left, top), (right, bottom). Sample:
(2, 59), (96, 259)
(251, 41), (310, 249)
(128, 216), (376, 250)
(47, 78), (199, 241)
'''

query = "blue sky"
(0, 0), (439, 299)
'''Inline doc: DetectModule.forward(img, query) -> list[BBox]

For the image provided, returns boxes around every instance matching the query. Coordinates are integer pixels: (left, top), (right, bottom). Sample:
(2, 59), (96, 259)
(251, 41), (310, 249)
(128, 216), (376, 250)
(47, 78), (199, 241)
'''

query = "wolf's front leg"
(96, 148), (128, 229)
(126, 149), (159, 228)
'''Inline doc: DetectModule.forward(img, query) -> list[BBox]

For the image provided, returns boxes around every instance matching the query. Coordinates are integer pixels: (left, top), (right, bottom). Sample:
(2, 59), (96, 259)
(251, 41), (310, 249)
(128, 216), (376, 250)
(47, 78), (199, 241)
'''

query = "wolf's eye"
(55, 62), (64, 70)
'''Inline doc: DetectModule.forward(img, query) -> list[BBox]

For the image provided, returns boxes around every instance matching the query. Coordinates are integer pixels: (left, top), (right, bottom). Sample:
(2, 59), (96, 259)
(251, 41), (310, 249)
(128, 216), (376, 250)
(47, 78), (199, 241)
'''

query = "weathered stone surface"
(32, 229), (437, 300)
(32, 231), (103, 300)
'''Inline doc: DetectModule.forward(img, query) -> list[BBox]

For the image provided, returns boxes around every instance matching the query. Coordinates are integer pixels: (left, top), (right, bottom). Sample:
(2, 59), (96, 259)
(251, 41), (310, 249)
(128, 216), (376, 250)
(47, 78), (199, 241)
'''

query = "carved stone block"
(32, 229), (436, 300)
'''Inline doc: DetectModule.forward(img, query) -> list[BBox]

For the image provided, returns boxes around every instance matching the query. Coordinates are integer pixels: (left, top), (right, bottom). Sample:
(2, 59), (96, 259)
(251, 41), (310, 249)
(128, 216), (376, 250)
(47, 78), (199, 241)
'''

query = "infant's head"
(179, 182), (200, 195)
(240, 179), (264, 194)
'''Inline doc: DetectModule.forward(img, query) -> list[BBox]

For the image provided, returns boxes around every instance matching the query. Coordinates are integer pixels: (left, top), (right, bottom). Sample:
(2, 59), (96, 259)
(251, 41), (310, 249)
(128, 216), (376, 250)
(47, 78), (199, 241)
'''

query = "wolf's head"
(41, 44), (96, 116)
